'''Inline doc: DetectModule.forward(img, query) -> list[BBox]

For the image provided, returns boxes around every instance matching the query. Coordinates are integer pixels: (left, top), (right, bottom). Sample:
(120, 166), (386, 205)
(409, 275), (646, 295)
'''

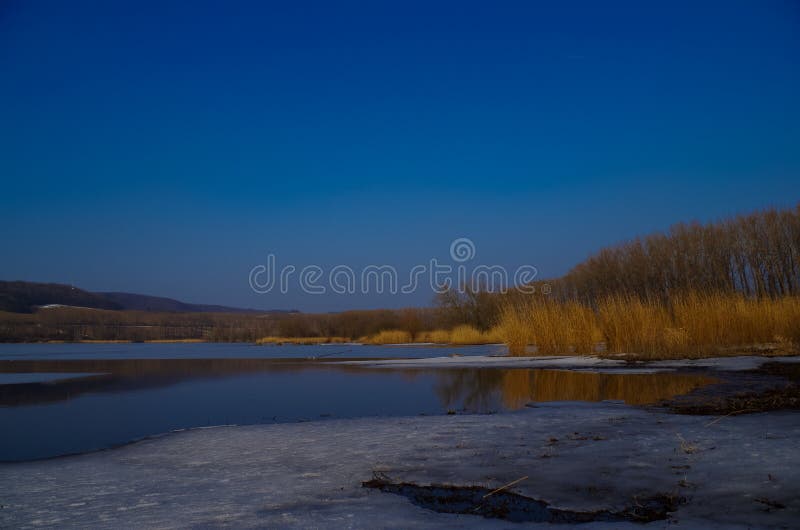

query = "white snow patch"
(339, 354), (800, 373)
(1, 403), (797, 528)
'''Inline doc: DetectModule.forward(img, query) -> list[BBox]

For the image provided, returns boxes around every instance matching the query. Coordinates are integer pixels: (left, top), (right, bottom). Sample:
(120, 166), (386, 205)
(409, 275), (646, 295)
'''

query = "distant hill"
(0, 281), (293, 314)
(97, 292), (279, 314)
(0, 281), (122, 313)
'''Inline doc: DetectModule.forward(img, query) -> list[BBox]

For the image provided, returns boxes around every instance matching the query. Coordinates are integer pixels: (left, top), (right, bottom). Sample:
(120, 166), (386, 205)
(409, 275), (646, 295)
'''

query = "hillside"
(0, 281), (290, 314)
(0, 281), (122, 313)
(97, 292), (276, 314)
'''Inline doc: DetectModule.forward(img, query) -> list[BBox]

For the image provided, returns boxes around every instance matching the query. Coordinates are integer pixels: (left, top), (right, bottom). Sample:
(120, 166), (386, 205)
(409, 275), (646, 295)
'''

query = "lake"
(0, 343), (714, 461)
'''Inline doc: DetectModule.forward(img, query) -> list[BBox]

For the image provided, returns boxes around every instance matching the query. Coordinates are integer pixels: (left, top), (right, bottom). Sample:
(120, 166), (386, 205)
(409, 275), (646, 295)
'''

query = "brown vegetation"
(255, 336), (350, 345)
(542, 205), (800, 303)
(359, 329), (413, 345)
(499, 293), (800, 357)
(498, 205), (800, 357)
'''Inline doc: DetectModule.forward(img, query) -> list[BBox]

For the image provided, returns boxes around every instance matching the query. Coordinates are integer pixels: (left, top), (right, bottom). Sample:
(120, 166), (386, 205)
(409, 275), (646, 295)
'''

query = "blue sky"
(1, 1), (798, 311)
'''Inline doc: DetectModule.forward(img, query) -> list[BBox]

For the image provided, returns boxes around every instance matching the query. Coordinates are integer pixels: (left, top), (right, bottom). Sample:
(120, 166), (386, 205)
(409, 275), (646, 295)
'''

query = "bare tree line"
(0, 306), (444, 343)
(542, 204), (800, 304)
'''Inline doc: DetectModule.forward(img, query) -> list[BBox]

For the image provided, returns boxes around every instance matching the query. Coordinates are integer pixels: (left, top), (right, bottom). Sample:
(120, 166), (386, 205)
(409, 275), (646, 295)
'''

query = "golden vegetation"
(357, 325), (502, 346)
(145, 339), (205, 343)
(255, 336), (350, 345)
(415, 329), (452, 343)
(497, 205), (800, 359)
(359, 329), (413, 345)
(448, 325), (501, 345)
(499, 293), (800, 358)
(496, 299), (602, 355)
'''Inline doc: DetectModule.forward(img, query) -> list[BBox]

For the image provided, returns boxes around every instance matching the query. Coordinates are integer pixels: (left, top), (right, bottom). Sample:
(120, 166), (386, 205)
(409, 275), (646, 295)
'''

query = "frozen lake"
(0, 343), (714, 461)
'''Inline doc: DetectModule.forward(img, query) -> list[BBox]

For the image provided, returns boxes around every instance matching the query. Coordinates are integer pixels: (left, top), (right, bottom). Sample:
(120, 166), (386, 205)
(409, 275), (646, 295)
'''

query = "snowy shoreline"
(1, 402), (797, 528)
(339, 353), (800, 373)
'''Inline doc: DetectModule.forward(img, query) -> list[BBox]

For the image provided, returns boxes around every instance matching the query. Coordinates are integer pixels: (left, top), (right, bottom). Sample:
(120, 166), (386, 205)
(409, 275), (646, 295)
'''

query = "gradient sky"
(1, 1), (799, 311)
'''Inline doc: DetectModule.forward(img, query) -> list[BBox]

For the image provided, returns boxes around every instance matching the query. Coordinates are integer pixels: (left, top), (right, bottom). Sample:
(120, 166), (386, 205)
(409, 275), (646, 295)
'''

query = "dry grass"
(415, 329), (452, 343)
(260, 326), (505, 347)
(145, 339), (205, 344)
(497, 299), (602, 355)
(499, 293), (800, 358)
(256, 336), (350, 345)
(448, 325), (502, 345)
(77, 340), (136, 344)
(414, 326), (502, 345)
(672, 293), (800, 353)
(597, 296), (674, 355)
(360, 329), (413, 345)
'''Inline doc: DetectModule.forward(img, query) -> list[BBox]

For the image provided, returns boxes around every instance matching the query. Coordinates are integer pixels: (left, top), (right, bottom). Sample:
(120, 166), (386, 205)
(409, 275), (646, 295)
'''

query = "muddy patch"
(363, 476), (682, 524)
(663, 362), (800, 415)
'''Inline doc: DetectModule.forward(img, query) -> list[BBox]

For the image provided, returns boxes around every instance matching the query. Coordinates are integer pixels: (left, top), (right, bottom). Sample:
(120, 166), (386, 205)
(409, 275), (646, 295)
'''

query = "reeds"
(448, 325), (502, 345)
(351, 325), (507, 345)
(496, 299), (601, 355)
(499, 293), (800, 358)
(256, 336), (350, 345)
(597, 296), (674, 355)
(415, 329), (452, 343)
(359, 329), (413, 345)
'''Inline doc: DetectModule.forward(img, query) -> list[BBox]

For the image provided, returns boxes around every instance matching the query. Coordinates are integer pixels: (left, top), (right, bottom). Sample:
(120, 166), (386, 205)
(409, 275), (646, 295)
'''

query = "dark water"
(0, 344), (714, 461)
(0, 342), (501, 361)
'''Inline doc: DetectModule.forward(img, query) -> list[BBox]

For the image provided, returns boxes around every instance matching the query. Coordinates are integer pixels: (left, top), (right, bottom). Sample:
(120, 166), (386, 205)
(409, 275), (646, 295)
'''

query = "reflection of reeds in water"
(501, 370), (532, 409)
(502, 369), (715, 409)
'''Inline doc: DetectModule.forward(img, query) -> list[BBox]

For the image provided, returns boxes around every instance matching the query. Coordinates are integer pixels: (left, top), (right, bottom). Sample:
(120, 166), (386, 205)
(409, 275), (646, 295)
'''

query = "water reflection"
(1, 359), (714, 409)
(0, 359), (715, 460)
(0, 358), (324, 406)
(435, 368), (716, 410)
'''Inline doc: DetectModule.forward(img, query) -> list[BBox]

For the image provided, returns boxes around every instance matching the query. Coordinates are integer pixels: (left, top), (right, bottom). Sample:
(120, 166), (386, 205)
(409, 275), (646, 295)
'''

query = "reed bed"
(497, 299), (601, 355)
(415, 329), (452, 344)
(359, 329), (413, 345)
(499, 293), (800, 358)
(256, 336), (350, 345)
(448, 325), (502, 345)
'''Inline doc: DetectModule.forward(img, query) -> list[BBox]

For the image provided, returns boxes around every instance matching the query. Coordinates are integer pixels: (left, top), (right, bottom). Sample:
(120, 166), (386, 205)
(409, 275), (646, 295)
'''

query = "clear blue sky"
(1, 1), (798, 311)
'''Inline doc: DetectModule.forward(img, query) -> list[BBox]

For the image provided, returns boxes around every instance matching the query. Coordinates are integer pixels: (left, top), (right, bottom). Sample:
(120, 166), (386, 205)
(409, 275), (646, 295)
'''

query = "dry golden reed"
(371, 326), (503, 345)
(256, 336), (350, 345)
(415, 329), (452, 343)
(497, 298), (601, 355)
(499, 293), (800, 358)
(360, 329), (413, 345)
(448, 325), (502, 345)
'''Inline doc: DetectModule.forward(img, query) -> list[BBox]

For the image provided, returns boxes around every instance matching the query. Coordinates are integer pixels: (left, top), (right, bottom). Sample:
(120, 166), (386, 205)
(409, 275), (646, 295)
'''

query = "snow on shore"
(1, 402), (797, 528)
(340, 354), (800, 372)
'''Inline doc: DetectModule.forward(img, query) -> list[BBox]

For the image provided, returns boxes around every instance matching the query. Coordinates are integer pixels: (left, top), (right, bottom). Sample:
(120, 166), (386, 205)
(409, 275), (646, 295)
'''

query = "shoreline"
(3, 355), (798, 459)
(1, 402), (797, 528)
(2, 339), (799, 362)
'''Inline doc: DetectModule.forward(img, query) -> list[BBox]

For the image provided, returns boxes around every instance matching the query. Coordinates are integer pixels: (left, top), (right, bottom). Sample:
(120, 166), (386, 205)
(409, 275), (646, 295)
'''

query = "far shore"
(2, 338), (800, 363)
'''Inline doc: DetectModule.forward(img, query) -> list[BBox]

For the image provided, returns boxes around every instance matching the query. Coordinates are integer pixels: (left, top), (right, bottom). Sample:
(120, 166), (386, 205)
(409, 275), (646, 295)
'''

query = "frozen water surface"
(1, 345), (797, 528)
(1, 402), (797, 528)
